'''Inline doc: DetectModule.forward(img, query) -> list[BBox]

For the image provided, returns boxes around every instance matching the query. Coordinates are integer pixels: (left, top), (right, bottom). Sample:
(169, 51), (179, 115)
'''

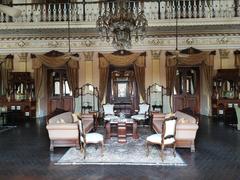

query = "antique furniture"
(146, 83), (167, 112)
(46, 112), (94, 151)
(0, 72), (36, 120)
(212, 69), (240, 124)
(107, 68), (137, 117)
(74, 83), (99, 114)
(78, 118), (104, 159)
(105, 118), (138, 143)
(0, 106), (7, 125)
(151, 111), (199, 152)
(103, 103), (118, 122)
(173, 67), (200, 114)
(146, 116), (177, 161)
(131, 103), (150, 122)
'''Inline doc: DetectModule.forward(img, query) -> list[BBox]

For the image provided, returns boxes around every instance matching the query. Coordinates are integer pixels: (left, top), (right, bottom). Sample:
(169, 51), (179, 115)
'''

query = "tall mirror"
(147, 83), (166, 112)
(74, 83), (99, 113)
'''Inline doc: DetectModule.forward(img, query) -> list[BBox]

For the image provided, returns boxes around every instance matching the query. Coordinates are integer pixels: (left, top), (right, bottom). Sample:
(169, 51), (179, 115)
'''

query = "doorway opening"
(173, 66), (200, 114)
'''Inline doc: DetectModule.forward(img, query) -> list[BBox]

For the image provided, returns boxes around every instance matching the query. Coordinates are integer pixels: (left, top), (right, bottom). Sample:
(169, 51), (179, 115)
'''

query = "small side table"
(118, 122), (127, 143)
(0, 112), (7, 126)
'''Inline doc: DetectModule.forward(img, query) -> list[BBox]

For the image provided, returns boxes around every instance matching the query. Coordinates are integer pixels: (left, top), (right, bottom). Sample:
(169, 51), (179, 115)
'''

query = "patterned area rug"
(0, 126), (16, 134)
(56, 127), (186, 166)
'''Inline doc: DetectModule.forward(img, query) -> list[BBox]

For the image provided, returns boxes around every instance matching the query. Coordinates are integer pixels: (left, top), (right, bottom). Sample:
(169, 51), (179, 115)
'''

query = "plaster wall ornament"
(217, 36), (229, 44)
(81, 39), (95, 47)
(17, 40), (26, 48)
(18, 52), (28, 62)
(151, 50), (161, 60)
(186, 38), (194, 45)
(0, 35), (239, 53)
(83, 52), (94, 61)
(219, 49), (230, 59)
(48, 41), (60, 48)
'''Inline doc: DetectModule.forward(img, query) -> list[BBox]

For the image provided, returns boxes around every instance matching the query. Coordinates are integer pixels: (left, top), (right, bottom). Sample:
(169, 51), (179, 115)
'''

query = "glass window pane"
(63, 80), (72, 96)
(54, 81), (60, 96)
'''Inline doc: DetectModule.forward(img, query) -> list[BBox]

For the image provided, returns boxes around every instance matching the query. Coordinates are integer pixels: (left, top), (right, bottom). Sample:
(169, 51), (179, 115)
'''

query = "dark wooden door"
(47, 69), (73, 114)
(173, 67), (200, 114)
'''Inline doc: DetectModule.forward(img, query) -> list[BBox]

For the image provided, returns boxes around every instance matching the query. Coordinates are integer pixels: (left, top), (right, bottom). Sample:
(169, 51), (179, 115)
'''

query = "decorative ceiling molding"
(0, 35), (239, 54)
(0, 18), (239, 30)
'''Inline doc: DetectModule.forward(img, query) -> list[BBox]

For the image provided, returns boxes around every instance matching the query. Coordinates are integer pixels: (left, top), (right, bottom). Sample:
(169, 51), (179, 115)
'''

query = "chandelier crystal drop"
(96, 0), (148, 50)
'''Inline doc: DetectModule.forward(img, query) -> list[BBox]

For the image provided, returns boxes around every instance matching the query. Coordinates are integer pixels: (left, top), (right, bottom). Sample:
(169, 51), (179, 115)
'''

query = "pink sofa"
(152, 111), (199, 152)
(46, 112), (94, 151)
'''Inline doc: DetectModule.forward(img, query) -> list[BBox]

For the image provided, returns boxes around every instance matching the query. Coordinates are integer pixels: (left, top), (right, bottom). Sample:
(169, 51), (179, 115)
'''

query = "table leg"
(118, 123), (127, 143)
(105, 122), (111, 139)
(132, 121), (139, 139)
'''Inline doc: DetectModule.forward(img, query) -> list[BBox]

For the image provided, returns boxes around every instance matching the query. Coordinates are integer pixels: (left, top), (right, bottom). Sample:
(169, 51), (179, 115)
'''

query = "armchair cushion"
(146, 134), (175, 145)
(72, 113), (80, 122)
(103, 104), (115, 115)
(46, 123), (78, 130)
(131, 114), (146, 121)
(175, 111), (197, 124)
(48, 112), (73, 124)
(104, 115), (119, 121)
(139, 104), (150, 114)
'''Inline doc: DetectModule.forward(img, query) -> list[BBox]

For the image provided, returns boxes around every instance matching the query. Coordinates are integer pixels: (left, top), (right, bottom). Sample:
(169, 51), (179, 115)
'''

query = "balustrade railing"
(0, 0), (239, 24)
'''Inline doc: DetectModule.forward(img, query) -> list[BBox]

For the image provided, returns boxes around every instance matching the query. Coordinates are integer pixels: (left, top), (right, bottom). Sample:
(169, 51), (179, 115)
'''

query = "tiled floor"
(0, 116), (240, 180)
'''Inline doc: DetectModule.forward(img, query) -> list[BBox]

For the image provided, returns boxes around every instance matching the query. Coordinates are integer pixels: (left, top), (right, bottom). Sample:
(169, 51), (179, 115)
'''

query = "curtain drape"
(165, 50), (215, 115)
(99, 58), (109, 103)
(98, 52), (146, 103)
(234, 50), (240, 69)
(0, 55), (13, 96)
(165, 51), (215, 95)
(32, 53), (79, 98)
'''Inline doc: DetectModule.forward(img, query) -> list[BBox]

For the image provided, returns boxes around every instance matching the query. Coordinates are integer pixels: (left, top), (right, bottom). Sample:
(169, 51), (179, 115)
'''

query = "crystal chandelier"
(96, 0), (148, 50)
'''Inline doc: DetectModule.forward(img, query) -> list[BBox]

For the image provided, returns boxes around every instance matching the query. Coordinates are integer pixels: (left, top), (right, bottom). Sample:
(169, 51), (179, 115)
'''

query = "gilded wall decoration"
(17, 41), (26, 48)
(83, 52), (94, 61)
(18, 53), (28, 62)
(219, 49), (230, 59)
(217, 36), (229, 44)
(48, 41), (60, 48)
(186, 38), (194, 45)
(151, 50), (161, 60)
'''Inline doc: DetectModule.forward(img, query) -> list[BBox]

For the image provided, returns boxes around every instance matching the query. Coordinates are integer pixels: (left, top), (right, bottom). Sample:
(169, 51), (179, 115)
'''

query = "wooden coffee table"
(105, 118), (139, 143)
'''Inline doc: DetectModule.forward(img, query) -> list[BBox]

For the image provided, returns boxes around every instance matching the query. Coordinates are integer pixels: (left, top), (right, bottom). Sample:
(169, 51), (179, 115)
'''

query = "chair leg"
(100, 141), (104, 157)
(76, 140), (80, 150)
(83, 143), (86, 159)
(173, 143), (176, 157)
(160, 144), (164, 161)
(80, 141), (84, 153)
(50, 140), (54, 152)
(191, 140), (195, 152)
(146, 141), (150, 157)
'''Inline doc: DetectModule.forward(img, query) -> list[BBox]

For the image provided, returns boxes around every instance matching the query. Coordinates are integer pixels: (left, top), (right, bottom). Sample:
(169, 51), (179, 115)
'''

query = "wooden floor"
(0, 116), (240, 180)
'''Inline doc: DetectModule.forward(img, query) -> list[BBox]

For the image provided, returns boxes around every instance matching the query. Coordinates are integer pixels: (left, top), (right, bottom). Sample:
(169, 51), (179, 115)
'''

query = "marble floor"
(0, 116), (239, 180)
